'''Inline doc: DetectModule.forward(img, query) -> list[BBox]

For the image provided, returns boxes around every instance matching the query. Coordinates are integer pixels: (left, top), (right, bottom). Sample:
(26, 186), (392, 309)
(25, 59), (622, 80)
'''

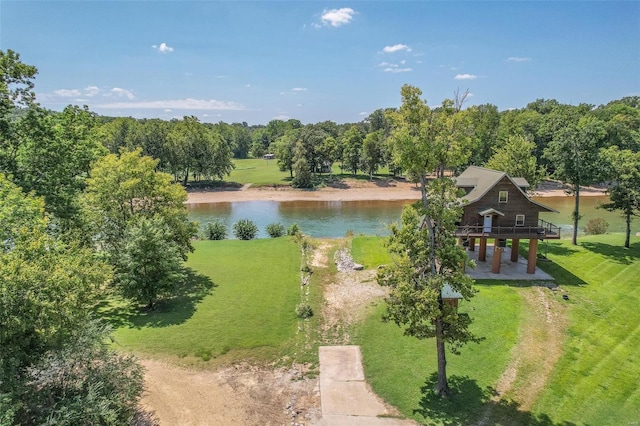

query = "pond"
(187, 195), (633, 239)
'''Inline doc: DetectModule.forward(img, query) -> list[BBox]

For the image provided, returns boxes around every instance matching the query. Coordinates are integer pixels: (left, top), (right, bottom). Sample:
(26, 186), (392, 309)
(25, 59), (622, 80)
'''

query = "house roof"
(478, 208), (505, 216)
(441, 283), (463, 300)
(455, 166), (557, 213)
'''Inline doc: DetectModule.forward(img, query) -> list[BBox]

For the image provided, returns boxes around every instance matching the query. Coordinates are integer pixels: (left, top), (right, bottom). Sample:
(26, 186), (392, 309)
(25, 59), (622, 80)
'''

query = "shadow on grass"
(579, 240), (640, 265)
(414, 374), (576, 426)
(98, 267), (216, 329)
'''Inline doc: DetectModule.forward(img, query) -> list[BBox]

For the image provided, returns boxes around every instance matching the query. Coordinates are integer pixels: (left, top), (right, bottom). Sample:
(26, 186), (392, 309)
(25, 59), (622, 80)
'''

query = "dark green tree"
(118, 216), (186, 309)
(599, 146), (640, 248)
(544, 115), (607, 245)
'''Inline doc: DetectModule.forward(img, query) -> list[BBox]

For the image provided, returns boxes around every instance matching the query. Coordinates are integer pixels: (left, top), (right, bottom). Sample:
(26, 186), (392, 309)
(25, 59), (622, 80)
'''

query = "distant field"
(225, 158), (395, 187)
(109, 238), (315, 366)
(353, 233), (640, 425)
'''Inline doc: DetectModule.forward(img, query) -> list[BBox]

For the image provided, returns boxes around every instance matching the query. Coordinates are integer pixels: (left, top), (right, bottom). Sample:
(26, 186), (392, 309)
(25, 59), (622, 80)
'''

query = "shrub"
(204, 220), (227, 240)
(584, 217), (609, 235)
(295, 304), (314, 319)
(233, 219), (259, 240)
(301, 264), (312, 273)
(265, 222), (286, 238)
(287, 223), (301, 236)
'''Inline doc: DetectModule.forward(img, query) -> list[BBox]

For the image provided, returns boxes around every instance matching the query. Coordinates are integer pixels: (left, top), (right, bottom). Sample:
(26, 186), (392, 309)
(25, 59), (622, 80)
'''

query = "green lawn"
(351, 235), (392, 268)
(223, 158), (397, 187)
(533, 234), (640, 424)
(352, 233), (640, 425)
(109, 238), (314, 365)
(353, 286), (523, 424)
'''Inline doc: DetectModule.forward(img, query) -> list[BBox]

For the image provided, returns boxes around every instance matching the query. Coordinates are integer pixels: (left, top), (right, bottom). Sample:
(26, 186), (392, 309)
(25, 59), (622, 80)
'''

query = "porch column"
(527, 239), (538, 274)
(469, 237), (476, 252)
(478, 238), (487, 262)
(491, 246), (503, 274)
(511, 239), (520, 262)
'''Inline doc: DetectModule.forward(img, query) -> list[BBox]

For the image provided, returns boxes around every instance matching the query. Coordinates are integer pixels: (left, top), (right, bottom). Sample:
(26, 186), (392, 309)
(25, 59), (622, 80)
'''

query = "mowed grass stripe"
(113, 238), (302, 363)
(534, 234), (640, 425)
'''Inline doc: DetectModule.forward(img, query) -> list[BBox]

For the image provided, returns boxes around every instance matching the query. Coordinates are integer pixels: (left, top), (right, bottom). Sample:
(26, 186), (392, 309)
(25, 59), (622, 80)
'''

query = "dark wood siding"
(460, 176), (543, 227)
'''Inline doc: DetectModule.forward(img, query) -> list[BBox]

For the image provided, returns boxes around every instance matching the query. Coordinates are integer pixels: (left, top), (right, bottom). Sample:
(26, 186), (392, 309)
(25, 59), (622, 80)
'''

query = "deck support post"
(527, 239), (538, 274)
(491, 246), (503, 274)
(511, 239), (520, 262)
(478, 238), (487, 262)
(469, 237), (475, 252)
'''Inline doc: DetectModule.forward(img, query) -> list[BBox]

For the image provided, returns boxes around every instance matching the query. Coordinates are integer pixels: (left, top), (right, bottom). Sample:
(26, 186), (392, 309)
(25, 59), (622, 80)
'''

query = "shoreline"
(186, 180), (607, 204)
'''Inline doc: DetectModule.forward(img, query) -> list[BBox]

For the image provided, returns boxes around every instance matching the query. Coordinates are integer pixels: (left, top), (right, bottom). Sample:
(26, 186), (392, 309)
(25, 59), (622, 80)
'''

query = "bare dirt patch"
(140, 359), (320, 426)
(320, 247), (388, 344)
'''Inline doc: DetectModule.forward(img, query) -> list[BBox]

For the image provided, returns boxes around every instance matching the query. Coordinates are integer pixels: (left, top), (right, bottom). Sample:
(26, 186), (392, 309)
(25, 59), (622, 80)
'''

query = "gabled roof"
(478, 208), (505, 216)
(455, 166), (557, 213)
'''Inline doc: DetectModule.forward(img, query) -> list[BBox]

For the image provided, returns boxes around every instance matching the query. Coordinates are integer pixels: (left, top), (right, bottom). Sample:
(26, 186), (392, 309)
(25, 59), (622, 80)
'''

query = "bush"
(265, 222), (286, 238)
(301, 264), (312, 273)
(287, 223), (301, 236)
(295, 304), (314, 319)
(204, 220), (227, 240)
(233, 219), (259, 240)
(584, 217), (609, 235)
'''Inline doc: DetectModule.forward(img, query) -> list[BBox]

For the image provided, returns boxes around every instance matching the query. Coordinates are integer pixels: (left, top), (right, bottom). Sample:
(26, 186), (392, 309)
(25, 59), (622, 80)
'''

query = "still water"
(188, 196), (629, 239)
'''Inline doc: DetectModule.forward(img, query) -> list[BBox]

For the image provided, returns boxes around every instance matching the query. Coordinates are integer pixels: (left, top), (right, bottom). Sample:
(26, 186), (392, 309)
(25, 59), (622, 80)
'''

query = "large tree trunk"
(625, 213), (631, 249)
(435, 315), (449, 397)
(572, 185), (580, 245)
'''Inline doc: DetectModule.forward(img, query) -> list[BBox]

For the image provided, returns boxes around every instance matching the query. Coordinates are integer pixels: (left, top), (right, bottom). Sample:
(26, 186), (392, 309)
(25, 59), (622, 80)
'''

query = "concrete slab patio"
(464, 244), (554, 280)
(318, 346), (417, 425)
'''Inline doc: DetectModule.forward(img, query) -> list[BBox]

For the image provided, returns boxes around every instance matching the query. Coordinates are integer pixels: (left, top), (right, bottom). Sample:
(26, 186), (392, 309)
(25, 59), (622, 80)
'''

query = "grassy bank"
(109, 238), (318, 366)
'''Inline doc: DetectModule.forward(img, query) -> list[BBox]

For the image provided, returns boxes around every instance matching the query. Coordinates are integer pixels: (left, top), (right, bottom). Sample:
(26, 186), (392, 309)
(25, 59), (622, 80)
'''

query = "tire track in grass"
(477, 285), (568, 424)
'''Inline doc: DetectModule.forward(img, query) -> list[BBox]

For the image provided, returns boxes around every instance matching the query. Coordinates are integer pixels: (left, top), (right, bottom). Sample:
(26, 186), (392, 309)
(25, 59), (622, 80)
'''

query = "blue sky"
(1, 1), (638, 125)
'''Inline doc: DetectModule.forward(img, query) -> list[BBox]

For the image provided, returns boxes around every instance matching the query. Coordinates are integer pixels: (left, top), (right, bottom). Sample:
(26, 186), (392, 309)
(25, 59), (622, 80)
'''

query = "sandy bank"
(186, 180), (607, 204)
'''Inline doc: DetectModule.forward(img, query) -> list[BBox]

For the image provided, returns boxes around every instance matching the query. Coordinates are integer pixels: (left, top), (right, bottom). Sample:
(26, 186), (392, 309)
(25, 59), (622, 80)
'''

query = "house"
(454, 166), (560, 274)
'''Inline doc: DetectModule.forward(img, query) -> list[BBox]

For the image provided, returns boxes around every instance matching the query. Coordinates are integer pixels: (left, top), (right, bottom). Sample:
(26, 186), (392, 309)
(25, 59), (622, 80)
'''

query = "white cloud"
(292, 87), (308, 92)
(507, 57), (531, 62)
(110, 87), (135, 100)
(84, 86), (101, 97)
(384, 67), (412, 73)
(359, 112), (368, 116)
(382, 44), (412, 53)
(274, 114), (291, 120)
(152, 42), (174, 53)
(378, 61), (391, 67)
(320, 8), (356, 27)
(54, 89), (81, 97)
(454, 74), (478, 80)
(245, 84), (251, 88)
(97, 98), (245, 110)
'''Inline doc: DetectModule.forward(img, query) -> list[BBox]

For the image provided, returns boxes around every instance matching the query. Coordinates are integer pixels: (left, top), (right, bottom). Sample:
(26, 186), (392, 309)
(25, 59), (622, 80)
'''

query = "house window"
(499, 191), (508, 203)
(515, 214), (525, 226)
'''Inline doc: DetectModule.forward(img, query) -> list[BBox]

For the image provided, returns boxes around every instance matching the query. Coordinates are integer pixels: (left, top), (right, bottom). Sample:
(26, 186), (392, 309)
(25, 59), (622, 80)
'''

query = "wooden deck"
(455, 219), (561, 240)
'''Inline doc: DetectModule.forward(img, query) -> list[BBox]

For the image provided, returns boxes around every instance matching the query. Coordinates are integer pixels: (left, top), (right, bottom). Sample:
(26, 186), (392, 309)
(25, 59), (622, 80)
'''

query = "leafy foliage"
(233, 218), (258, 240)
(265, 222), (285, 238)
(117, 216), (186, 309)
(204, 219), (228, 240)
(485, 134), (544, 188)
(287, 223), (301, 236)
(295, 304), (314, 319)
(584, 217), (609, 235)
(20, 321), (145, 426)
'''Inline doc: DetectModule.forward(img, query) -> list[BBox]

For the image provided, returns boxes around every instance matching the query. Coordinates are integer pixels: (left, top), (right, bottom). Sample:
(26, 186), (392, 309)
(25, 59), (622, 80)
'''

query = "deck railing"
(455, 219), (560, 239)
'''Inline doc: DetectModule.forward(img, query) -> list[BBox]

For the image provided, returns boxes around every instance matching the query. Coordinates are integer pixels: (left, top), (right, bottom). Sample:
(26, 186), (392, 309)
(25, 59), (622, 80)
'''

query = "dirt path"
(138, 240), (396, 425)
(140, 359), (320, 425)
(477, 285), (568, 424)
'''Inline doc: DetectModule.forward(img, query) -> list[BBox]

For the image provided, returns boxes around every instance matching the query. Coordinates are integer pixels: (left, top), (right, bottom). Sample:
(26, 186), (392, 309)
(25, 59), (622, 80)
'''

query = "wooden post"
(527, 239), (538, 274)
(511, 238), (520, 262)
(469, 237), (475, 252)
(491, 246), (503, 274)
(478, 238), (487, 262)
